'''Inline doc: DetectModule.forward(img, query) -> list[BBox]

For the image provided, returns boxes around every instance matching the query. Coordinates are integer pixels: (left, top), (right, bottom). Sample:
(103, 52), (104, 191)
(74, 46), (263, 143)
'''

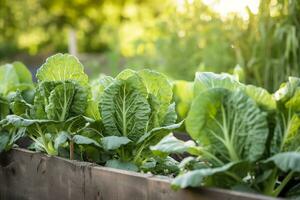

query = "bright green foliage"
(0, 62), (33, 96)
(151, 133), (197, 156)
(0, 54), (100, 157)
(98, 69), (182, 171)
(102, 136), (131, 151)
(194, 72), (242, 96)
(172, 162), (240, 189)
(265, 152), (300, 173)
(186, 88), (269, 162)
(2, 54), (300, 198)
(152, 72), (300, 198)
(33, 81), (88, 121)
(173, 80), (194, 121)
(100, 77), (151, 141)
(0, 96), (9, 120)
(0, 55), (181, 176)
(0, 62), (33, 153)
(36, 53), (89, 86)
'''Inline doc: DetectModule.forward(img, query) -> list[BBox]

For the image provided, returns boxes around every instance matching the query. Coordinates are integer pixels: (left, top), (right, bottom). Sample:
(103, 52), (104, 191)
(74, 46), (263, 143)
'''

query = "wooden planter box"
(0, 148), (278, 200)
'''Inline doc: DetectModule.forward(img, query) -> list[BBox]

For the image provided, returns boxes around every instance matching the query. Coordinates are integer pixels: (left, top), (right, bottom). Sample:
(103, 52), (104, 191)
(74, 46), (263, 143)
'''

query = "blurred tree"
(1, 0), (299, 91)
(121, 0), (238, 80)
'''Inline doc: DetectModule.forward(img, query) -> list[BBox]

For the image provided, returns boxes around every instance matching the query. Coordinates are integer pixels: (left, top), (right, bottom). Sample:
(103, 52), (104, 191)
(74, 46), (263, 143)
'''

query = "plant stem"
(69, 139), (74, 160)
(272, 171), (294, 197)
(199, 148), (224, 166)
(263, 169), (278, 195)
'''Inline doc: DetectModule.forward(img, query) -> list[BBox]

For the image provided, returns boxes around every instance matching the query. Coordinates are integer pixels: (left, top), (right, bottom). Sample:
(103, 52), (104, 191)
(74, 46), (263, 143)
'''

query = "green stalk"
(263, 169), (278, 196)
(133, 144), (145, 163)
(199, 148), (224, 166)
(272, 171), (294, 197)
(221, 106), (239, 162)
(122, 85), (127, 137)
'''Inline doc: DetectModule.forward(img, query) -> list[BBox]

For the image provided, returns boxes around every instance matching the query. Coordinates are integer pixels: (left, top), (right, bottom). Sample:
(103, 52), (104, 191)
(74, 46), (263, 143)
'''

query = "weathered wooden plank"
(0, 148), (278, 200)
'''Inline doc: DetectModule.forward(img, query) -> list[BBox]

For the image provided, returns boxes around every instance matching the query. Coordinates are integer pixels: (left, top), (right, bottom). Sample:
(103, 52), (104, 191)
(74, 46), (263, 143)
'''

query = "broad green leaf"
(100, 79), (150, 141)
(105, 159), (139, 172)
(150, 133), (198, 155)
(140, 157), (157, 170)
(116, 70), (148, 97)
(173, 80), (194, 120)
(32, 81), (61, 119)
(274, 77), (300, 103)
(101, 136), (131, 150)
(172, 162), (238, 189)
(36, 53), (88, 86)
(146, 94), (160, 131)
(0, 96), (9, 120)
(10, 91), (32, 115)
(69, 83), (89, 116)
(205, 161), (251, 188)
(1, 115), (56, 128)
(90, 75), (114, 102)
(73, 135), (101, 147)
(178, 157), (209, 171)
(244, 85), (276, 111)
(138, 69), (173, 123)
(137, 121), (183, 144)
(54, 131), (70, 149)
(45, 82), (75, 121)
(64, 115), (97, 134)
(0, 64), (18, 95)
(162, 103), (177, 126)
(0, 62), (33, 95)
(274, 77), (300, 113)
(186, 88), (269, 162)
(21, 89), (35, 104)
(12, 62), (33, 84)
(85, 100), (101, 120)
(271, 113), (300, 153)
(194, 72), (242, 97)
(116, 69), (136, 80)
(264, 152), (300, 172)
(285, 90), (300, 113)
(141, 156), (179, 175)
(33, 81), (88, 120)
(0, 132), (10, 152)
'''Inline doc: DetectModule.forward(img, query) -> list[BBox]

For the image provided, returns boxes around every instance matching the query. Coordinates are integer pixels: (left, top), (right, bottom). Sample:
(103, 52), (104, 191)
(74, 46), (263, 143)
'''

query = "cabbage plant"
(152, 72), (300, 198)
(0, 54), (101, 158)
(0, 62), (34, 152)
(92, 69), (182, 172)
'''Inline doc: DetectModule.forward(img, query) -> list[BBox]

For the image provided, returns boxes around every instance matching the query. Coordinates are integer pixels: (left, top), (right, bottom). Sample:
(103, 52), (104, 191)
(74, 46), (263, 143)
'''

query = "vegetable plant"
(93, 69), (182, 172)
(152, 72), (300, 198)
(2, 54), (300, 198)
(0, 62), (34, 152)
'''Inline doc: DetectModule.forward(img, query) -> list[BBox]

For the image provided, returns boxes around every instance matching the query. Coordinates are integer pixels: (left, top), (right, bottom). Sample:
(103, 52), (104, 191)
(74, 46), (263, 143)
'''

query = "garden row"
(0, 53), (299, 199)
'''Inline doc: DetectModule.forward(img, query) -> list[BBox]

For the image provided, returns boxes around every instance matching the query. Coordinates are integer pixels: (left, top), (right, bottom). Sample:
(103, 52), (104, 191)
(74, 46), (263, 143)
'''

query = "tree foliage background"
(0, 0), (299, 91)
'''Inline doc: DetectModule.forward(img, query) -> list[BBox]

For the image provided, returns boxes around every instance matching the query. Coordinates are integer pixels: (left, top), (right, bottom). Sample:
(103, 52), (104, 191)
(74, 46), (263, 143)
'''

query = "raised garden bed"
(0, 148), (277, 200)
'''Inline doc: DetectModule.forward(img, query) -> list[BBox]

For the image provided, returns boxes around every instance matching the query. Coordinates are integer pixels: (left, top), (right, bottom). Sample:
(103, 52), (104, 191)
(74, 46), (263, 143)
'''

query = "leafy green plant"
(0, 62), (34, 152)
(92, 69), (182, 172)
(0, 54), (101, 159)
(152, 72), (300, 198)
(0, 54), (182, 176)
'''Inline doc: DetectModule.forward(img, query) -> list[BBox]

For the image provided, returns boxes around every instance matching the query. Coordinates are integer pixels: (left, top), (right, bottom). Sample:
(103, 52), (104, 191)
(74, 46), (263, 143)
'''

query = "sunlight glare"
(175, 0), (260, 20)
(202, 0), (260, 19)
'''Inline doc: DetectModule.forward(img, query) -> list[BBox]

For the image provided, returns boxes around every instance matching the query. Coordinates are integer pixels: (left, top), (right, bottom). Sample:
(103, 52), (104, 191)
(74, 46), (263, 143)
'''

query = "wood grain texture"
(0, 148), (279, 200)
